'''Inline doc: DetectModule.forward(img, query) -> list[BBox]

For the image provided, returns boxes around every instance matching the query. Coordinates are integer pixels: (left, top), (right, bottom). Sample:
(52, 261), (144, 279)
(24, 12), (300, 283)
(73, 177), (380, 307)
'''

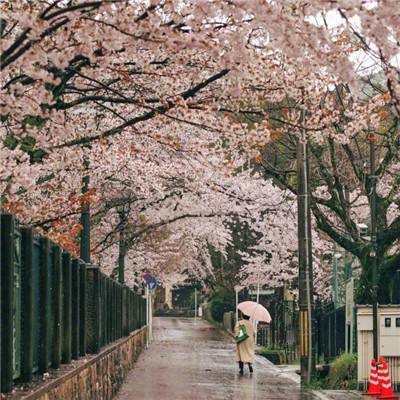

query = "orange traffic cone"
(365, 358), (381, 396)
(379, 360), (398, 399)
(378, 357), (385, 389)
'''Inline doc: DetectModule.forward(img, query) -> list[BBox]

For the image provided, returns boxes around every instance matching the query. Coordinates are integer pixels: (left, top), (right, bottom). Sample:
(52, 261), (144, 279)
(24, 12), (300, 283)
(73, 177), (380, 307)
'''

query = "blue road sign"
(143, 273), (157, 291)
(148, 279), (157, 291)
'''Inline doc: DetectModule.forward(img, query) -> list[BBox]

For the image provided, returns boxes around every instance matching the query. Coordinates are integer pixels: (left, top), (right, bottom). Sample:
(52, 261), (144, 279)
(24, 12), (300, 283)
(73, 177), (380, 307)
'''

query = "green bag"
(235, 323), (249, 343)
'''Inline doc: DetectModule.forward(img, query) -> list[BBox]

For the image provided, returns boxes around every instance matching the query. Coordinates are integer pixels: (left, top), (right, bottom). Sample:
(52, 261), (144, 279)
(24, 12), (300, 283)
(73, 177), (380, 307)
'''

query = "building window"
(385, 318), (391, 327)
(396, 318), (400, 328)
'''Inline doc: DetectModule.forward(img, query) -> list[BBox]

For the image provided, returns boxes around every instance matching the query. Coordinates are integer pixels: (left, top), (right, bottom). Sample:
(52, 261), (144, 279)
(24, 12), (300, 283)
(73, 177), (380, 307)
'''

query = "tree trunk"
(355, 249), (398, 304)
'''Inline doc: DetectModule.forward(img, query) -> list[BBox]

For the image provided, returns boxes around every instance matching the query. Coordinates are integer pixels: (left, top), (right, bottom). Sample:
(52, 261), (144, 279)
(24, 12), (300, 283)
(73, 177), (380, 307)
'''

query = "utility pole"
(194, 287), (197, 318)
(332, 243), (339, 308)
(369, 133), (378, 360)
(343, 187), (353, 282)
(234, 285), (242, 324)
(255, 278), (260, 344)
(80, 161), (90, 263)
(118, 206), (126, 285)
(297, 131), (316, 385)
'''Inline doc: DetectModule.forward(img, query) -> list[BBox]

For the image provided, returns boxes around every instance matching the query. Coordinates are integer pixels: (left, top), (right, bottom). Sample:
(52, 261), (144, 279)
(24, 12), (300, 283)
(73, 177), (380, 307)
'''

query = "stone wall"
(21, 327), (147, 400)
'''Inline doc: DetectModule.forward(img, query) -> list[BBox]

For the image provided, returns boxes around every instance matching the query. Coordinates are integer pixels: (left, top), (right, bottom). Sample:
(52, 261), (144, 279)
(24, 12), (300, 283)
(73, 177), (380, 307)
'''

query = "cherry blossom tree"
(1, 1), (399, 299)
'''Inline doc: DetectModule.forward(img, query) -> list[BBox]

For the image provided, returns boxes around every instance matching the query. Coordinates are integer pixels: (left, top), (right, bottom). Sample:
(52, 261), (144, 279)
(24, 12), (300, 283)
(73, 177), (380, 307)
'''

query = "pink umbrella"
(238, 301), (272, 323)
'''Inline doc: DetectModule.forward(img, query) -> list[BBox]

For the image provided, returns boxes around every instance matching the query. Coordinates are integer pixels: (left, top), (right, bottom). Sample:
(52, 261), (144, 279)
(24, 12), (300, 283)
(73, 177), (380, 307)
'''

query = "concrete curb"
(311, 390), (333, 400)
(311, 390), (364, 400)
(255, 355), (301, 384)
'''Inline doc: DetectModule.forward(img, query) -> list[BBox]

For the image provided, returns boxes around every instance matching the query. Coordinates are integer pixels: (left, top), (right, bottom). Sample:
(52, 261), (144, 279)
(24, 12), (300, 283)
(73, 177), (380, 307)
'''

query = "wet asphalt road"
(116, 317), (318, 400)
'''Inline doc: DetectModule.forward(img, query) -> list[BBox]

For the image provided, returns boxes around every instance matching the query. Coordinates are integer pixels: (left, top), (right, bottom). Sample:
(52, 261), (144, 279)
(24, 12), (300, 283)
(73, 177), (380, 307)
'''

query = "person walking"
(234, 313), (255, 374)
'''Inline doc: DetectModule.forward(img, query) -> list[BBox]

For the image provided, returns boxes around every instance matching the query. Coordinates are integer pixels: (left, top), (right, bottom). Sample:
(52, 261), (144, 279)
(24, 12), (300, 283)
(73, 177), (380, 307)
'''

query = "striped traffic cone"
(365, 358), (381, 396)
(378, 357), (385, 390)
(379, 360), (398, 399)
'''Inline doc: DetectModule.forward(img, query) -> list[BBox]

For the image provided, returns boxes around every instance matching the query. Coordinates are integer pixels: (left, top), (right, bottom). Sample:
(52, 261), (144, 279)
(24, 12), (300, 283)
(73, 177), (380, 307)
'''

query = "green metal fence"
(0, 213), (147, 393)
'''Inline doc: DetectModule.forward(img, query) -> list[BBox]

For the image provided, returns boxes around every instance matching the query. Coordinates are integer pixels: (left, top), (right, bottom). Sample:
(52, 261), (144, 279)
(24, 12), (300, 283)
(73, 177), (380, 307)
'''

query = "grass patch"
(303, 379), (323, 390)
(257, 345), (299, 365)
(323, 353), (357, 390)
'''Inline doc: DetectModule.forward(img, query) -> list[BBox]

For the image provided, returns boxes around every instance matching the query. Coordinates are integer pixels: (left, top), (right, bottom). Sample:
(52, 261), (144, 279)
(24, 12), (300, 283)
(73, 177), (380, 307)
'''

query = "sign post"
(145, 285), (149, 348)
(149, 291), (153, 341)
(143, 274), (157, 347)
(234, 285), (243, 324)
(194, 287), (198, 319)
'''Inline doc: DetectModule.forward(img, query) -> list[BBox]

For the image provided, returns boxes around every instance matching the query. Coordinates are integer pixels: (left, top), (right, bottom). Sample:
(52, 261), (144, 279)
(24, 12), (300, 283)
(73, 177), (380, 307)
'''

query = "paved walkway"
(116, 317), (318, 400)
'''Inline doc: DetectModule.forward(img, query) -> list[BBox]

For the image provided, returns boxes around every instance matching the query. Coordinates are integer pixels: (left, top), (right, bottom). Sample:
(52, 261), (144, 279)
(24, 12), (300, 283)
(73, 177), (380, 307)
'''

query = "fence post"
(86, 266), (101, 353)
(118, 285), (123, 338)
(141, 294), (144, 328)
(39, 237), (49, 373)
(62, 252), (72, 364)
(101, 276), (106, 346)
(124, 289), (127, 334)
(71, 259), (80, 360)
(129, 292), (135, 332)
(106, 279), (110, 343)
(114, 284), (118, 340)
(115, 283), (118, 339)
(113, 283), (117, 340)
(138, 295), (142, 328)
(107, 278), (114, 343)
(134, 293), (138, 330)
(0, 212), (2, 393)
(132, 292), (135, 331)
(52, 245), (62, 369)
(130, 291), (133, 331)
(135, 293), (138, 329)
(112, 283), (116, 341)
(131, 293), (135, 330)
(140, 294), (144, 328)
(106, 278), (111, 344)
(20, 227), (34, 382)
(143, 296), (146, 328)
(1, 214), (15, 392)
(122, 287), (125, 335)
(79, 262), (86, 356)
(115, 285), (120, 339)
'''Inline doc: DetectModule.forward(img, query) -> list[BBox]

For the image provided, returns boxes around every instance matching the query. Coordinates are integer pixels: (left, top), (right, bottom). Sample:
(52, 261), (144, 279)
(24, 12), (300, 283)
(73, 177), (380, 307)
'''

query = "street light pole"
(234, 285), (243, 324)
(80, 161), (90, 263)
(118, 206), (126, 285)
(234, 286), (240, 323)
(369, 133), (378, 360)
(194, 287), (197, 318)
(252, 264), (261, 344)
(297, 130), (316, 385)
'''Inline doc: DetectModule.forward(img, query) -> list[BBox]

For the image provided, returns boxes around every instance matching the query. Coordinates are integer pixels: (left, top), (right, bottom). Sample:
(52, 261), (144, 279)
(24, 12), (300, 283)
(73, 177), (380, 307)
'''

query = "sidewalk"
(312, 390), (363, 400)
(115, 317), (363, 400)
(254, 356), (363, 400)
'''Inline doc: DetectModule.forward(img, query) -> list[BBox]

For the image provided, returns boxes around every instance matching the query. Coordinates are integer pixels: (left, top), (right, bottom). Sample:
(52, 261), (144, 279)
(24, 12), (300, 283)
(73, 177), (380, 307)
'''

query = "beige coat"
(234, 319), (255, 363)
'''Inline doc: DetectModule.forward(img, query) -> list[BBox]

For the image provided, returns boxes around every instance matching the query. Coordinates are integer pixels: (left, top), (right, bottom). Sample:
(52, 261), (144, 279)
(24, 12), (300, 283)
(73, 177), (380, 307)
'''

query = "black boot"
(238, 361), (244, 374)
(248, 363), (253, 373)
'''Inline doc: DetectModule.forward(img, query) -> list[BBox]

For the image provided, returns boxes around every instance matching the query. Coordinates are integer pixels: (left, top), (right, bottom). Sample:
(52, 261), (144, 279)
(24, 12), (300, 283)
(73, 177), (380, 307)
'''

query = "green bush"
(257, 345), (299, 365)
(257, 349), (286, 364)
(210, 292), (233, 322)
(324, 353), (357, 390)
